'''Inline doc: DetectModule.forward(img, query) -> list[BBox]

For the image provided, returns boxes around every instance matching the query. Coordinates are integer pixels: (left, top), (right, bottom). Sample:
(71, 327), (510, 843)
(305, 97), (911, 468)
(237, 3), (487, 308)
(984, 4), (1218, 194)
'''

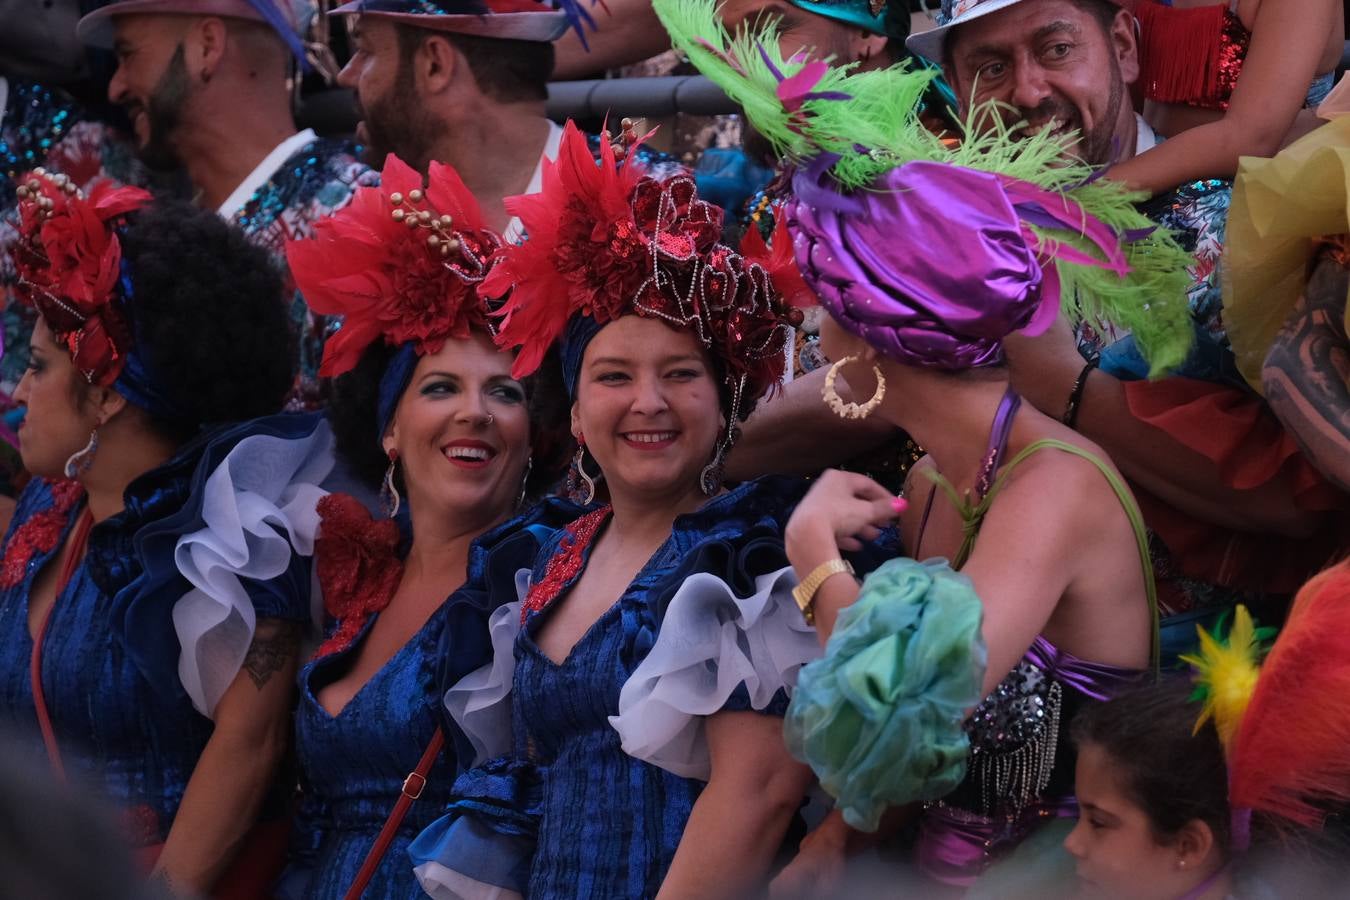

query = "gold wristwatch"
(792, 558), (855, 626)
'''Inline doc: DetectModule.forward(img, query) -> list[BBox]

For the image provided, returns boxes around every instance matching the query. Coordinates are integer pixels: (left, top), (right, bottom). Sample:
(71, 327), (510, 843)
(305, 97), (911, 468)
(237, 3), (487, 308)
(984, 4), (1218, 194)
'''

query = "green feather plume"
(653, 0), (1196, 375)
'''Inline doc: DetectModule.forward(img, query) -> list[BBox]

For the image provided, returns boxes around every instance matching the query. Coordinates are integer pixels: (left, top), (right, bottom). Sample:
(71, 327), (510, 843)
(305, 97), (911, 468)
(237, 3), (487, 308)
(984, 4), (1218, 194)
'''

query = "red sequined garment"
(1136, 1), (1248, 111)
(0, 479), (85, 589)
(520, 506), (611, 623)
(312, 493), (403, 658)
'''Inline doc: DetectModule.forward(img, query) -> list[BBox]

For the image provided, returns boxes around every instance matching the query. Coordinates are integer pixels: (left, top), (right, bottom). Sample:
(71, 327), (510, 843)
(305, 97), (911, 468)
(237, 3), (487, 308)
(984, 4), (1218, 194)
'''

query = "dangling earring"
(64, 429), (99, 480)
(823, 355), (885, 420)
(700, 451), (725, 496)
(700, 422), (731, 496)
(516, 456), (533, 509)
(574, 446), (601, 506)
(568, 434), (605, 505)
(381, 449), (401, 518)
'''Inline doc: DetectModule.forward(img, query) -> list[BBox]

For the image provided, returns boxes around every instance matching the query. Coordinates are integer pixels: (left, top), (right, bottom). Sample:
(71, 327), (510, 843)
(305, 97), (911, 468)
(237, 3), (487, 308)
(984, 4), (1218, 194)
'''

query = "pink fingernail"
(891, 496), (908, 514)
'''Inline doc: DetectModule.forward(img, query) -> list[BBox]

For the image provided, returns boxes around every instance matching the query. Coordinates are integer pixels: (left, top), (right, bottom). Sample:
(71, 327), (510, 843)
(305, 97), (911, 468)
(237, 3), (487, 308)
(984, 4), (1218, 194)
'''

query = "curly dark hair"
(1071, 678), (1232, 854)
(324, 336), (572, 503)
(119, 200), (295, 439)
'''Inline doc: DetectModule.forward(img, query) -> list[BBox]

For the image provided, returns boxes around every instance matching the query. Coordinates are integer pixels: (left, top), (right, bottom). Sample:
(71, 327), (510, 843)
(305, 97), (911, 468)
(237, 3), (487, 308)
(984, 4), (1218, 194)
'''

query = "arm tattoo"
(242, 619), (302, 690)
(1262, 254), (1350, 493)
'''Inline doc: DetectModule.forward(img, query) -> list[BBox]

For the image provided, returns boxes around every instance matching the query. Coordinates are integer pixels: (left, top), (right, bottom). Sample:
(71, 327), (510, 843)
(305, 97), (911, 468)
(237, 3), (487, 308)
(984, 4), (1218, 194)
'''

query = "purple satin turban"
(786, 158), (1124, 370)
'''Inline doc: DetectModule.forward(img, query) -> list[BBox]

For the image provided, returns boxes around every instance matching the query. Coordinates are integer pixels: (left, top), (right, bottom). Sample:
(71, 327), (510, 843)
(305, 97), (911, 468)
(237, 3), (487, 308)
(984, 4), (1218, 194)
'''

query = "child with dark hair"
(1067, 561), (1350, 900)
(1067, 680), (1233, 899)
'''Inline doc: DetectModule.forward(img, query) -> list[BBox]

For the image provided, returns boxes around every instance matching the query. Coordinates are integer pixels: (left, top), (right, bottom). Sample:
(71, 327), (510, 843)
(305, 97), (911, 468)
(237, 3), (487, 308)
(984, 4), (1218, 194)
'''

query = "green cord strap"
(922, 438), (1161, 674)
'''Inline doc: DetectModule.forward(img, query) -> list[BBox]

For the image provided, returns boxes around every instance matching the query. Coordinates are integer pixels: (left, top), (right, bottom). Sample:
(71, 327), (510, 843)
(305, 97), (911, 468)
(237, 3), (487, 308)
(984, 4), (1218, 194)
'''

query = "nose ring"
(486, 413), (495, 425)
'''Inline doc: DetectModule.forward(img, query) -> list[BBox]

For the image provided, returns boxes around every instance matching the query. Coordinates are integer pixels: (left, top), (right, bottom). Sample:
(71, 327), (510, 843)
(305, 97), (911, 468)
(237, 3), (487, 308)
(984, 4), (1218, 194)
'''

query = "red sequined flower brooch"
(286, 154), (503, 378)
(487, 120), (809, 410)
(312, 493), (403, 658)
(10, 169), (152, 386)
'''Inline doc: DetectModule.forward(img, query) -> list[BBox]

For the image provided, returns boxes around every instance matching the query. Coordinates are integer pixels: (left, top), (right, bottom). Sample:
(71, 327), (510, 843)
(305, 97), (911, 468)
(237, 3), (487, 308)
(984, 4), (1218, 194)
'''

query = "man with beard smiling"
(76, 0), (377, 410)
(330, 0), (681, 242)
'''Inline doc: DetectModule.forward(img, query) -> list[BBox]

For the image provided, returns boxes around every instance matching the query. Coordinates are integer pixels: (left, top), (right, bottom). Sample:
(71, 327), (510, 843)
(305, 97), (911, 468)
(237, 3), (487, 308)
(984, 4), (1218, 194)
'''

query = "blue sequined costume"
(412, 477), (824, 899)
(0, 421), (314, 849)
(279, 500), (576, 900)
(222, 133), (378, 411)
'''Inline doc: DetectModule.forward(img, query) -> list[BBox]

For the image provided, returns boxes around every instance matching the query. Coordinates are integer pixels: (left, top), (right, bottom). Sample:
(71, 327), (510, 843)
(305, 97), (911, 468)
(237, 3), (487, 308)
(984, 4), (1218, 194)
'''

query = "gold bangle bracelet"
(792, 558), (855, 626)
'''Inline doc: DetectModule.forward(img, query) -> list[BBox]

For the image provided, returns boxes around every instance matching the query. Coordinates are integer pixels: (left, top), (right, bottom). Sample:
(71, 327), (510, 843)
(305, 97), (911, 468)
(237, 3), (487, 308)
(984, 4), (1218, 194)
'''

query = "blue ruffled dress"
(280, 500), (577, 900)
(413, 476), (830, 899)
(0, 416), (320, 851)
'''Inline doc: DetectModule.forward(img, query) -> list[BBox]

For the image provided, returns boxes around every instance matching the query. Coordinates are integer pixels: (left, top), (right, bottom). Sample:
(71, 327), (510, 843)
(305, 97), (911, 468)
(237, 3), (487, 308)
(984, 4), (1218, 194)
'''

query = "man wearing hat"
(332, 0), (686, 242)
(77, 0), (378, 409)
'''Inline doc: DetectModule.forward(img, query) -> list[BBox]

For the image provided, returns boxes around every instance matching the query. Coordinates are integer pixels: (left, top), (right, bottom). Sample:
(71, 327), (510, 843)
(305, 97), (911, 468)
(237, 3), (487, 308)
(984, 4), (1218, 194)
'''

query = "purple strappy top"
(913, 389), (1150, 885)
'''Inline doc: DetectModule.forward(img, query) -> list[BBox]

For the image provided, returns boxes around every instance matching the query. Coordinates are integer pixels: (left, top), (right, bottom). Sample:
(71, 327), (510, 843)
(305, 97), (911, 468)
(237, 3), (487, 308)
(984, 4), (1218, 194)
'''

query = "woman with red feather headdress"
(405, 120), (835, 900)
(0, 170), (312, 896)
(278, 154), (577, 899)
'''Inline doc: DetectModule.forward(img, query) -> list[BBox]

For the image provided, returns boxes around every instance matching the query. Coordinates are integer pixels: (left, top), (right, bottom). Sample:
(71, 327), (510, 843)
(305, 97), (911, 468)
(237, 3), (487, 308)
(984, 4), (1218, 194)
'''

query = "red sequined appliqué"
(312, 493), (403, 659)
(0, 479), (86, 589)
(520, 506), (611, 624)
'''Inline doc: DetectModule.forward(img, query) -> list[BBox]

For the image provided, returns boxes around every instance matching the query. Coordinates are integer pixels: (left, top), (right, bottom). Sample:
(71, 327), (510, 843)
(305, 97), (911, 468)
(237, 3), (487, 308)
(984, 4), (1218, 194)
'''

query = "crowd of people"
(0, 0), (1348, 898)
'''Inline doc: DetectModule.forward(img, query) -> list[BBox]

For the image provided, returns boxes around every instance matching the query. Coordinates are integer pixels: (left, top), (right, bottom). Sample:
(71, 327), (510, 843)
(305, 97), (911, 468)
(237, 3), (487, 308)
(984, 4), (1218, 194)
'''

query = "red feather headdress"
(488, 120), (806, 413)
(10, 168), (152, 386)
(1228, 562), (1350, 831)
(286, 154), (503, 378)
(1184, 562), (1350, 848)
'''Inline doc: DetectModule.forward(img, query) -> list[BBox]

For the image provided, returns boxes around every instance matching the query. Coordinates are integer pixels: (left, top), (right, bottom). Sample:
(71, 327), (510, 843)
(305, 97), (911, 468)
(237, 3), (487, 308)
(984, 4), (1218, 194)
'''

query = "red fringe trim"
(1136, 1), (1230, 107)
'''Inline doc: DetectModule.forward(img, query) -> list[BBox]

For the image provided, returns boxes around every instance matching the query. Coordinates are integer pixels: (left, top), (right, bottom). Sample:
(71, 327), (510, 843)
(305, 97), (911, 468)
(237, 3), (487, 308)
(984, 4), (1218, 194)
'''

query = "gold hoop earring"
(822, 355), (885, 420)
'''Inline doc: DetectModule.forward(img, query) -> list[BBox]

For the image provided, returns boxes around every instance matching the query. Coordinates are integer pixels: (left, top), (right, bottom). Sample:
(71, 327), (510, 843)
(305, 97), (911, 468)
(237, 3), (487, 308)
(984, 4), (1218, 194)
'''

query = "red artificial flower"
(10, 172), (151, 386)
(286, 154), (501, 378)
(488, 122), (650, 379)
(739, 215), (817, 311)
(312, 493), (403, 658)
(489, 120), (797, 420)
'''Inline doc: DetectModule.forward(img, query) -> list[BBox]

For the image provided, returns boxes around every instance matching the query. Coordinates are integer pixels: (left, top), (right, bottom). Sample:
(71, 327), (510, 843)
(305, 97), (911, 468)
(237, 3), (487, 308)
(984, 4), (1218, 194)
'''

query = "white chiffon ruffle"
(172, 420), (337, 717)
(443, 569), (531, 765)
(444, 565), (819, 780)
(609, 564), (818, 780)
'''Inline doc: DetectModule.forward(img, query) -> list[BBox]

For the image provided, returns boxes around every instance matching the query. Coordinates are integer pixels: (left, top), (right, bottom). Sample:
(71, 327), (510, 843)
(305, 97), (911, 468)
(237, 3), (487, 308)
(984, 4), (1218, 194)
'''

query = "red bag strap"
(30, 506), (95, 783)
(342, 725), (446, 900)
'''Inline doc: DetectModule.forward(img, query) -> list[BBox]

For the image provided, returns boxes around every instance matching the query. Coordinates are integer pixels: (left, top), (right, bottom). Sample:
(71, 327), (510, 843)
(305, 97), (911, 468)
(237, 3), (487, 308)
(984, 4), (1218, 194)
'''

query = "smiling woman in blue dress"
(277, 154), (575, 900)
(407, 122), (827, 900)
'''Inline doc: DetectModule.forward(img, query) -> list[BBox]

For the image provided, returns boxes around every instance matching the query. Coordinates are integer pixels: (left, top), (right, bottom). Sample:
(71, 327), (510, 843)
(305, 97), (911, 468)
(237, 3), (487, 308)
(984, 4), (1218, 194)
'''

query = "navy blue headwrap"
(376, 342), (418, 439)
(112, 261), (194, 425)
(560, 314), (603, 398)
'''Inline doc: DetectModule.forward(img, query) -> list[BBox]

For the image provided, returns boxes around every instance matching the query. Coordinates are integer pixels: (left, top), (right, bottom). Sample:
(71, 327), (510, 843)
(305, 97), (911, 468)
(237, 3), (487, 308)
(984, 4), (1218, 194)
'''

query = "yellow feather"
(1180, 606), (1262, 752)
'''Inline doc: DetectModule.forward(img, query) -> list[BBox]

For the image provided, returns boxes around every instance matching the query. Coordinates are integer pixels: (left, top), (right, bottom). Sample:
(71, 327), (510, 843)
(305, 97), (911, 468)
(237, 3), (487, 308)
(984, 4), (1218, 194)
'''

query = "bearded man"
(77, 0), (378, 408)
